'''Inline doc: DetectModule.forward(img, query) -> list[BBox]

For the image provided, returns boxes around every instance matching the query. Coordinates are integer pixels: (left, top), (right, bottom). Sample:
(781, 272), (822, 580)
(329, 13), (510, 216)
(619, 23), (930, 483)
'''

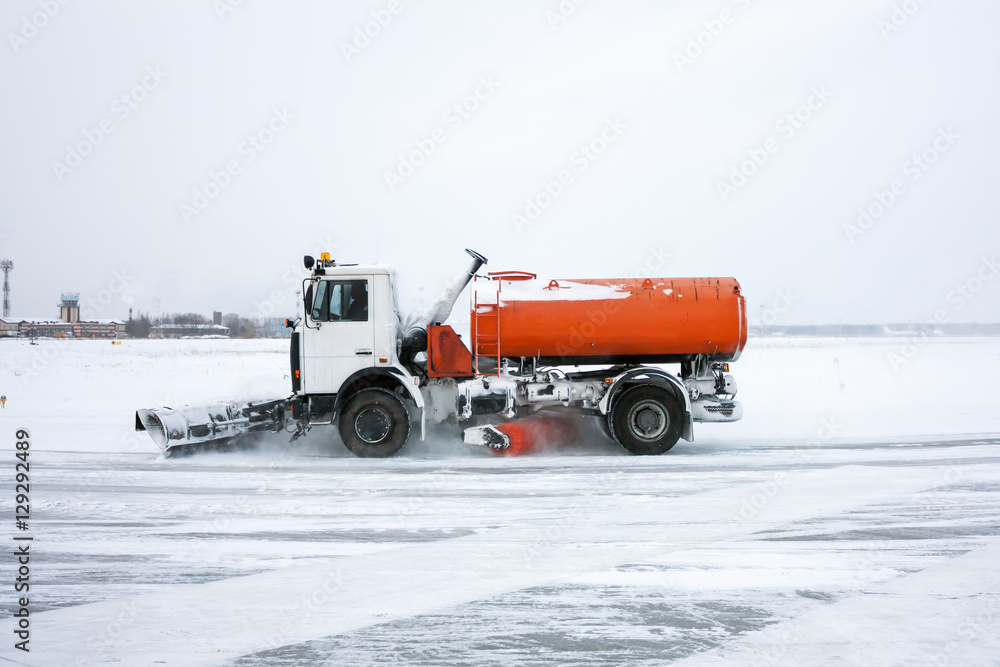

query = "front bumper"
(690, 398), (743, 423)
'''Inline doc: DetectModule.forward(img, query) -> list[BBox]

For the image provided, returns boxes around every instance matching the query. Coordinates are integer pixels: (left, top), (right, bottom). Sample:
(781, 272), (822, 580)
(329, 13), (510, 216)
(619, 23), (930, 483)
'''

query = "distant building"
(60, 293), (80, 323)
(213, 311), (223, 326)
(261, 322), (291, 338)
(3, 318), (74, 338)
(150, 323), (230, 338)
(0, 318), (19, 337)
(0, 293), (126, 339)
(73, 320), (126, 339)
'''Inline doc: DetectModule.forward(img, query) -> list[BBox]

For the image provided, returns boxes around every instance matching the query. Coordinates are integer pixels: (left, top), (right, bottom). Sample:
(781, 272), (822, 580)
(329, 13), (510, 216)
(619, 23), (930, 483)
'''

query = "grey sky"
(1, 0), (998, 325)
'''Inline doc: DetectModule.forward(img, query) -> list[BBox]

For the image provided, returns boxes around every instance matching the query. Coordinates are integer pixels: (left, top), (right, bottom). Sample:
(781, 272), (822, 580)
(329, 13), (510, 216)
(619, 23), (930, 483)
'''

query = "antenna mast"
(0, 259), (12, 318)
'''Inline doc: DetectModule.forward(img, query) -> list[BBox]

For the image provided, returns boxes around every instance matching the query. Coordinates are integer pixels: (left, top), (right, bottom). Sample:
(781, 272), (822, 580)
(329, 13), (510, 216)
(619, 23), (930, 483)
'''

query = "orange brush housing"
(494, 416), (582, 456)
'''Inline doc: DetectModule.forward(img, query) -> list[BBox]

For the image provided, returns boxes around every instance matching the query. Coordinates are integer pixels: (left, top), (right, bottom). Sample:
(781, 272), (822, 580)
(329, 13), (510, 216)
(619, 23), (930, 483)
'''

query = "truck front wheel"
(610, 385), (683, 455)
(339, 388), (411, 458)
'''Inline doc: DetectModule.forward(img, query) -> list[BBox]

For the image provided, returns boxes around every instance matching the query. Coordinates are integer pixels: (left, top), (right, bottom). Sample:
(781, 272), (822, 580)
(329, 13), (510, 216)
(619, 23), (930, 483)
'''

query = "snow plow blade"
(135, 398), (286, 458)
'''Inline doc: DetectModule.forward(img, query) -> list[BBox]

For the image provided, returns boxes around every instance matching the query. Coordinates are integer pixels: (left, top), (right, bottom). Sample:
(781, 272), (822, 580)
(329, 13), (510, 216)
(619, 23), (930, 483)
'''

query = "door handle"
(355, 349), (373, 356)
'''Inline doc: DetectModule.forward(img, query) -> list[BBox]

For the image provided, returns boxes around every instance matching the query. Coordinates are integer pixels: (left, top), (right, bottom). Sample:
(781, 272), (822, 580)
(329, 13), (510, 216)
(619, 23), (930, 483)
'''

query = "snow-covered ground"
(1, 337), (999, 665)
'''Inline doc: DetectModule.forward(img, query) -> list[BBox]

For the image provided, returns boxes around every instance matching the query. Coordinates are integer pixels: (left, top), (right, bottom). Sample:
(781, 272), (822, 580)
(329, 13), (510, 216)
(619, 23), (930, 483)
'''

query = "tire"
(609, 385), (683, 455)
(338, 388), (411, 458)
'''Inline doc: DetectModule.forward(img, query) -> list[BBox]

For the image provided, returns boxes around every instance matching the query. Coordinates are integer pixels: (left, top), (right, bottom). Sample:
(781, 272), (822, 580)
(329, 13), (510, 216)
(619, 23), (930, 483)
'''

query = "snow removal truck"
(135, 250), (747, 457)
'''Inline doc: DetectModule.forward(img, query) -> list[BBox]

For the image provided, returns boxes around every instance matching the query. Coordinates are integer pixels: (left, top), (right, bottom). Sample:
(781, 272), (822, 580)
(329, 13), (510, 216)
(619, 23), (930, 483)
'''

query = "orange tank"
(470, 275), (746, 366)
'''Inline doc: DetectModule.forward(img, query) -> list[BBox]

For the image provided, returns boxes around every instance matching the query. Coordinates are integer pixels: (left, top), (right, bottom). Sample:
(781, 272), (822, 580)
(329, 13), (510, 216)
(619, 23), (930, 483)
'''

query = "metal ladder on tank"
(473, 281), (501, 376)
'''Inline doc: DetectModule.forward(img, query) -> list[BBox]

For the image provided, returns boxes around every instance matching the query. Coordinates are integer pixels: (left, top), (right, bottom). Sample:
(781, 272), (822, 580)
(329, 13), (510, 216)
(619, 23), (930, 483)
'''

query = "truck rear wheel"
(610, 385), (682, 455)
(338, 388), (411, 458)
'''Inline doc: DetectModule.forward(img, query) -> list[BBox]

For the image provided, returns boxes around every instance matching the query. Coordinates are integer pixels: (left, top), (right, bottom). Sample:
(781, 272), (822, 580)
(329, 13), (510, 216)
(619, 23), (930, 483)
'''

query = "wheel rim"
(627, 400), (668, 441)
(355, 407), (391, 443)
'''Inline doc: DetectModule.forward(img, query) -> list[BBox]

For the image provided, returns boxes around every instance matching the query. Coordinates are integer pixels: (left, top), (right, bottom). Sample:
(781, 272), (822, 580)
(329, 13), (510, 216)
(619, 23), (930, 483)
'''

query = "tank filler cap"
(487, 271), (536, 282)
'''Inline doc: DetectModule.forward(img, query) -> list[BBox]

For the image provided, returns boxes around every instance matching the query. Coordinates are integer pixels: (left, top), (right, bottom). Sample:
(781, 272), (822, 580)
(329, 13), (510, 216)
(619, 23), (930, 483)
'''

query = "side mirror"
(303, 283), (314, 316)
(303, 255), (315, 270)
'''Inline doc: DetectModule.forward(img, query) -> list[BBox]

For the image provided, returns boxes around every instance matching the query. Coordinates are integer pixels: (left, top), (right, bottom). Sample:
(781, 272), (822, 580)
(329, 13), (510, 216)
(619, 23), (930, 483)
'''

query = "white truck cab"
(285, 256), (425, 458)
(298, 265), (400, 395)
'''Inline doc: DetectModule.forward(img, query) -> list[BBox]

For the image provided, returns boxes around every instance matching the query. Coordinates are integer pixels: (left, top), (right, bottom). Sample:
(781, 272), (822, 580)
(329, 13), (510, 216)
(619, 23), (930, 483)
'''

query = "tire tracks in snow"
(2, 465), (959, 665)
(674, 539), (1000, 666)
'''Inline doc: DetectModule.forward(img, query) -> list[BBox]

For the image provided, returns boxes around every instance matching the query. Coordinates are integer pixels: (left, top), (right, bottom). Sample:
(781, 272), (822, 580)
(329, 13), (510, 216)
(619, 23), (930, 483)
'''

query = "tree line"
(124, 312), (288, 338)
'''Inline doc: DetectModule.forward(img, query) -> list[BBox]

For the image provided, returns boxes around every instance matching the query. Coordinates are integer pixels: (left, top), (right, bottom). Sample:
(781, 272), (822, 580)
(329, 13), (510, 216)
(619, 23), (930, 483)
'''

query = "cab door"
(302, 277), (374, 394)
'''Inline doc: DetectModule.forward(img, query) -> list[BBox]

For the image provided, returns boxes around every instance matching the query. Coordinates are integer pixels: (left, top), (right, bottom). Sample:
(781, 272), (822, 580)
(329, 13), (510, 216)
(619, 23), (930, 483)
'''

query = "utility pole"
(1, 259), (12, 318)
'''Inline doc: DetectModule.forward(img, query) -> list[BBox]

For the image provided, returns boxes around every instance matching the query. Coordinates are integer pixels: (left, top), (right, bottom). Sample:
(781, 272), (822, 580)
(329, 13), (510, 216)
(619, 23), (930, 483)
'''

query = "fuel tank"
(471, 274), (747, 365)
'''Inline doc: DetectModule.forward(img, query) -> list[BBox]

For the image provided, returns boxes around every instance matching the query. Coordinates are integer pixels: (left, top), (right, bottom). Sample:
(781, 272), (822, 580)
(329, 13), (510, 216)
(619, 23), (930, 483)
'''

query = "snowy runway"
(1, 338), (999, 664)
(1, 438), (997, 665)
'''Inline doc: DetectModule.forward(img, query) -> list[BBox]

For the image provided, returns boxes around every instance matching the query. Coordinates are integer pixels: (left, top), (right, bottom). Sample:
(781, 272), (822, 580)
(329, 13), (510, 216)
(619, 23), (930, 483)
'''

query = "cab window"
(313, 280), (368, 322)
(330, 280), (368, 322)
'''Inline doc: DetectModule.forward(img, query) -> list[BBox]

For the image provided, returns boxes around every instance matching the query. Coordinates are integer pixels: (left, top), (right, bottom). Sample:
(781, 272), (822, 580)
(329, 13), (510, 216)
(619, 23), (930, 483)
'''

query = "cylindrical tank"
(471, 276), (746, 365)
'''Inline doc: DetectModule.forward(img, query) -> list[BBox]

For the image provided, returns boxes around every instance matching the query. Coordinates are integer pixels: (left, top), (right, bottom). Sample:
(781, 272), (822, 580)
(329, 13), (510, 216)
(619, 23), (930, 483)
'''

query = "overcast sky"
(1, 0), (998, 326)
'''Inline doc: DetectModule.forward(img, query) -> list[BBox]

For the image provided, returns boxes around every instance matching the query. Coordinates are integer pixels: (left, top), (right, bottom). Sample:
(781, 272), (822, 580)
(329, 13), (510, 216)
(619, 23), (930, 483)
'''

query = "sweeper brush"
(491, 415), (582, 456)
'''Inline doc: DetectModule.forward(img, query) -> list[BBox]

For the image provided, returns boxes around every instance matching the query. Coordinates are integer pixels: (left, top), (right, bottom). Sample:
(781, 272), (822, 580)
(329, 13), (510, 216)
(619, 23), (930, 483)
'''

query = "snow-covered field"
(1, 337), (999, 665)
